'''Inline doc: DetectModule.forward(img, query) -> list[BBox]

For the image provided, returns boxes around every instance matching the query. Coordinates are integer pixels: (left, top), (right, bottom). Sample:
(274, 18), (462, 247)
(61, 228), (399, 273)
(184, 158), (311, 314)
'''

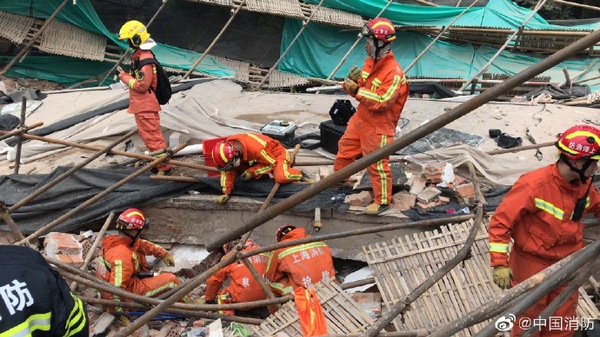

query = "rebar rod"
(364, 205), (483, 337)
(207, 27), (600, 252)
(9, 129), (137, 213)
(0, 0), (69, 76)
(238, 214), (475, 260)
(13, 96), (27, 174)
(14, 142), (188, 245)
(182, 0), (246, 79)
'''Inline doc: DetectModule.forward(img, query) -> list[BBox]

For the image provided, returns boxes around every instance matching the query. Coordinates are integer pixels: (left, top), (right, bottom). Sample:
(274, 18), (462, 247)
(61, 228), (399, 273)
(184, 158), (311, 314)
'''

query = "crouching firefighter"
(96, 208), (193, 311)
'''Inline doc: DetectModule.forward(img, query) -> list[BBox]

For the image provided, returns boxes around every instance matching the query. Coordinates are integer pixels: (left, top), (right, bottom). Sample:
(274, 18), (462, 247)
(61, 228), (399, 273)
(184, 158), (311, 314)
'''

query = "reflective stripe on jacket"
(120, 49), (160, 113)
(265, 228), (335, 296)
(345, 51), (409, 136)
(488, 163), (600, 266)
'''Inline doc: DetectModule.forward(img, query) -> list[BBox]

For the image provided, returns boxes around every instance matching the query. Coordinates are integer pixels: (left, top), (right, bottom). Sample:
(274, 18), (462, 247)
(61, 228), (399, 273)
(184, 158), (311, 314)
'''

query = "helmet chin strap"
(561, 154), (595, 183)
(121, 229), (143, 247)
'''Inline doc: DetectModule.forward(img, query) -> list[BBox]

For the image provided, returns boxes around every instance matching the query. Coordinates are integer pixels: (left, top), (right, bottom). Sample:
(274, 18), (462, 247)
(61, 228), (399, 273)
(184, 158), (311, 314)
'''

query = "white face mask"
(233, 157), (241, 168)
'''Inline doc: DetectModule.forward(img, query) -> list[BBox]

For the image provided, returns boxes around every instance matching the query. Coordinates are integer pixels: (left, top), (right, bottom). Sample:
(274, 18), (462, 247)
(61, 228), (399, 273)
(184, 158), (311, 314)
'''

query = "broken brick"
(391, 191), (416, 211)
(455, 183), (475, 199)
(408, 176), (427, 195)
(344, 191), (372, 207)
(416, 187), (441, 204)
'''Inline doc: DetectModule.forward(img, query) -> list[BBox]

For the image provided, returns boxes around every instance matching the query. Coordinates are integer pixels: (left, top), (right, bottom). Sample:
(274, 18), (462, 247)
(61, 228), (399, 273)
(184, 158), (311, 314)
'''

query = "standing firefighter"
(96, 208), (194, 310)
(335, 17), (409, 215)
(265, 226), (335, 297)
(211, 133), (312, 204)
(489, 125), (600, 336)
(204, 239), (269, 316)
(115, 20), (172, 175)
(0, 245), (88, 337)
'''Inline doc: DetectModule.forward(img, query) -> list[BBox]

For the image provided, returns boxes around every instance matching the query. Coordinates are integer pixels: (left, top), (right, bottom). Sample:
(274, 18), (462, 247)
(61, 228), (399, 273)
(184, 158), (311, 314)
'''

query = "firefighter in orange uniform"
(96, 208), (193, 310)
(265, 226), (335, 296)
(335, 17), (409, 215)
(204, 239), (269, 316)
(115, 20), (172, 175)
(489, 125), (600, 336)
(211, 133), (311, 204)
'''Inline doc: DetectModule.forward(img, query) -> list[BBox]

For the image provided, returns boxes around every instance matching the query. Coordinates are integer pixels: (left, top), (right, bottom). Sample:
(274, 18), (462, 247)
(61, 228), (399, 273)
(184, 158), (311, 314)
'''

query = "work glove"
(194, 297), (207, 305)
(216, 194), (230, 204)
(347, 65), (361, 82)
(492, 266), (513, 289)
(113, 65), (124, 78)
(241, 170), (253, 180)
(162, 252), (175, 267)
(344, 78), (359, 95)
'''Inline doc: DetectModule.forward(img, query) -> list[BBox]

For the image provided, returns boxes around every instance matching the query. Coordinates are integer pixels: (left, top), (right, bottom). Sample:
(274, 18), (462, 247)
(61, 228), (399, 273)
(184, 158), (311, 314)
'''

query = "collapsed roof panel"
(0, 11), (35, 44)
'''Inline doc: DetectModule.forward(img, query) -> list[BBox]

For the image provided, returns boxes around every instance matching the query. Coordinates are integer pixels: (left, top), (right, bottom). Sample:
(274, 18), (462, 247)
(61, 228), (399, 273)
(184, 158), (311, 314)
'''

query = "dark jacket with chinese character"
(0, 246), (88, 337)
(265, 228), (335, 296)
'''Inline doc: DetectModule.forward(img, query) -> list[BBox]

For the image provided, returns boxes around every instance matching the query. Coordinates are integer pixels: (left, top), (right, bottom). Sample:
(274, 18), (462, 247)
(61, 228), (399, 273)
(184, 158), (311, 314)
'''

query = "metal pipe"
(78, 296), (263, 325)
(0, 130), (217, 172)
(182, 0), (246, 80)
(14, 142), (188, 246)
(257, 0), (327, 88)
(428, 238), (600, 337)
(0, 0), (70, 76)
(207, 27), (600, 252)
(9, 129), (137, 213)
(238, 214), (475, 260)
(13, 96), (27, 174)
(0, 121), (43, 142)
(70, 212), (115, 291)
(364, 205), (483, 337)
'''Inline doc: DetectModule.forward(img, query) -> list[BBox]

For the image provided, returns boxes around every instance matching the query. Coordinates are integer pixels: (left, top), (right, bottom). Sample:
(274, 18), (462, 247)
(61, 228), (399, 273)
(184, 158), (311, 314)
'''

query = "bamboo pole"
(429, 239), (600, 337)
(98, 0), (171, 86)
(208, 27), (600, 252)
(458, 0), (549, 91)
(549, 0), (600, 11)
(520, 259), (599, 337)
(0, 0), (69, 76)
(0, 121), (43, 142)
(78, 296), (263, 325)
(325, 0), (395, 81)
(0, 130), (218, 172)
(69, 212), (115, 291)
(9, 129), (138, 213)
(13, 97), (27, 174)
(238, 214), (475, 261)
(0, 202), (26, 242)
(364, 204), (484, 337)
(182, 0), (246, 80)
(404, 0), (478, 73)
(14, 142), (188, 246)
(257, 0), (327, 88)
(485, 141), (555, 155)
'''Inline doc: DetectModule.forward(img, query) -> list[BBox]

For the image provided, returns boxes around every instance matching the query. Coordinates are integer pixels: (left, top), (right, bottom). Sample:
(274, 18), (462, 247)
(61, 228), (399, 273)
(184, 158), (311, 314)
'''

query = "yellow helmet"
(118, 20), (150, 47)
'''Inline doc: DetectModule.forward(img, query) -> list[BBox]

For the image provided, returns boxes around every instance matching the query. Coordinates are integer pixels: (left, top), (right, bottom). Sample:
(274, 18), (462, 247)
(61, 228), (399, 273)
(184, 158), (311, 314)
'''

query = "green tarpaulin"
(0, 0), (235, 85)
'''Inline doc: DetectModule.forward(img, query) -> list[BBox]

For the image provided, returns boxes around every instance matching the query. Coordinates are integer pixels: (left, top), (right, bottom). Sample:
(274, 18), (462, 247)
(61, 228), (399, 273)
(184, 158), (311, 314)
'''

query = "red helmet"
(211, 141), (237, 171)
(556, 125), (600, 160)
(116, 208), (148, 230)
(275, 225), (296, 242)
(362, 18), (396, 43)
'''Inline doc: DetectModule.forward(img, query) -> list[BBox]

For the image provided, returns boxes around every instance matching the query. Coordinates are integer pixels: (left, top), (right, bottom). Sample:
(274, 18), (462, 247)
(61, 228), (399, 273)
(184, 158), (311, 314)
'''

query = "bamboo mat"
(245, 0), (304, 19)
(38, 20), (107, 61)
(364, 219), (504, 337)
(0, 11), (35, 44)
(213, 56), (250, 83)
(304, 4), (363, 28)
(251, 278), (374, 337)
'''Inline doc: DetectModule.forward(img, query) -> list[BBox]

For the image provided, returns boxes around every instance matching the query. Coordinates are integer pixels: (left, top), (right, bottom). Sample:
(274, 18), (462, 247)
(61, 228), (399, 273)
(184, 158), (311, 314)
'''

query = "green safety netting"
(279, 18), (600, 92)
(0, 0), (235, 85)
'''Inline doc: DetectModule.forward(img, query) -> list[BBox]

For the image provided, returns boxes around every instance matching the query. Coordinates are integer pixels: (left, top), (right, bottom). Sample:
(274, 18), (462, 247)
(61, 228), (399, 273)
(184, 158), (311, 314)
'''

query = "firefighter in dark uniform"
(0, 245), (88, 337)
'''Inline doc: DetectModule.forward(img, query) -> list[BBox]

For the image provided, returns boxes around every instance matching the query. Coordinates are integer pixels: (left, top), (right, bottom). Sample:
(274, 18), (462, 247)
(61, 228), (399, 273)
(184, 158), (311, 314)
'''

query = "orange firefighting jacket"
(489, 163), (600, 267)
(344, 51), (409, 136)
(96, 235), (168, 298)
(219, 133), (290, 195)
(119, 49), (160, 114)
(204, 243), (269, 303)
(265, 228), (335, 296)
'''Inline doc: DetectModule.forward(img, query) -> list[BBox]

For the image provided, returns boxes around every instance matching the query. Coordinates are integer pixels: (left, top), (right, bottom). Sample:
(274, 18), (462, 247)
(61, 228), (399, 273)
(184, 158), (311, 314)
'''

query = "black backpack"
(135, 51), (172, 105)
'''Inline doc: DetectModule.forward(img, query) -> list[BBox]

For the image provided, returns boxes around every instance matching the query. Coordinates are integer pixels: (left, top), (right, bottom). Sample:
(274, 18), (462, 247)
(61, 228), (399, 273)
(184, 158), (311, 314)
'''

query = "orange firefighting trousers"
(510, 247), (578, 337)
(334, 119), (392, 205)
(134, 111), (172, 171)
